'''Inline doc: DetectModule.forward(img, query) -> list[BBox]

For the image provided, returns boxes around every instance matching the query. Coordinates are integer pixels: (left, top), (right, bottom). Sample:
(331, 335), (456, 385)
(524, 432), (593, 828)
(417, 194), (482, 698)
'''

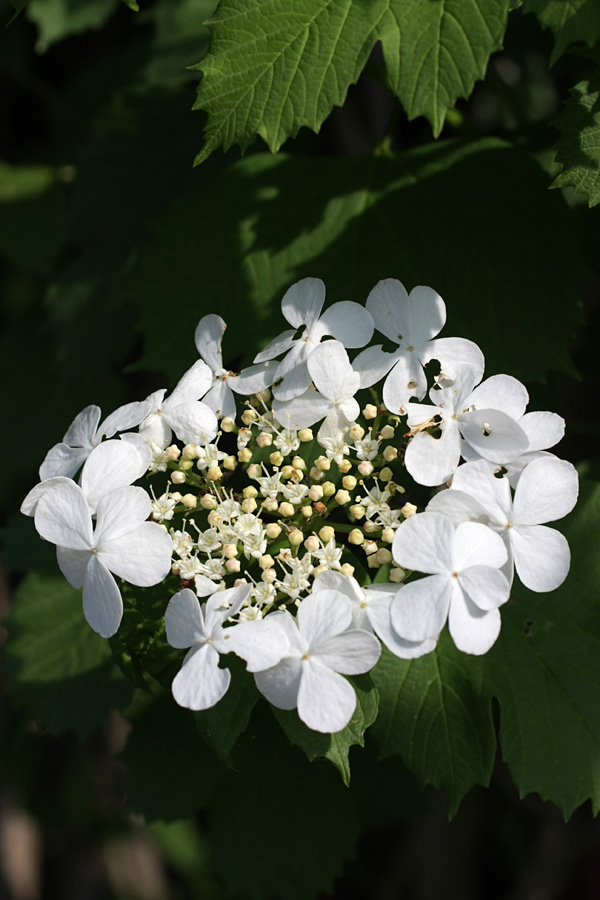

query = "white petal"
(82, 554), (123, 638)
(452, 521), (507, 570)
(352, 344), (398, 389)
(194, 575), (221, 597)
(448, 589), (501, 655)
(392, 511), (455, 574)
(165, 588), (206, 648)
(204, 583), (251, 632)
(98, 401), (147, 440)
(164, 401), (218, 445)
(63, 405), (101, 447)
(404, 422), (461, 487)
(390, 575), (453, 641)
(307, 340), (360, 402)
(382, 352), (427, 414)
(426, 488), (490, 526)
(119, 432), (153, 471)
(451, 459), (512, 524)
(460, 409), (529, 462)
(405, 401), (442, 428)
(168, 360), (213, 405)
(281, 277), (325, 332)
(297, 660), (357, 733)
(405, 285), (446, 344)
(366, 278), (410, 344)
(34, 481), (93, 550)
(172, 644), (231, 711)
(254, 657), (303, 709)
(138, 411), (172, 448)
(222, 615), (290, 672)
(519, 411), (565, 452)
(512, 457), (579, 526)
(56, 546), (90, 589)
(297, 591), (352, 651)
(271, 340), (313, 401)
(272, 390), (332, 430)
(194, 314), (226, 373)
(94, 486), (151, 544)
(253, 329), (296, 364)
(312, 570), (363, 604)
(510, 524), (571, 592)
(80, 440), (149, 512)
(99, 521), (172, 586)
(312, 301), (374, 347)
(228, 360), (279, 394)
(39, 444), (92, 480)
(21, 476), (74, 516)
(458, 566), (510, 610)
(467, 374), (529, 419)
(366, 591), (437, 659)
(423, 337), (485, 384)
(201, 381), (237, 420)
(313, 629), (381, 674)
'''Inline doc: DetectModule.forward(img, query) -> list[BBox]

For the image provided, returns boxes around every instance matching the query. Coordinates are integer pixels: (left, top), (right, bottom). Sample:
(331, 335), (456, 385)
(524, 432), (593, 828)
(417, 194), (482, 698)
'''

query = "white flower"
(194, 315), (277, 419)
(354, 435), (380, 461)
(317, 417), (350, 464)
(150, 490), (177, 522)
(404, 371), (530, 487)
(39, 401), (147, 480)
(139, 360), (218, 447)
(353, 279), (484, 414)
(280, 482), (309, 505)
(253, 278), (374, 401)
(165, 584), (286, 711)
(427, 457), (579, 592)
(272, 340), (360, 431)
(312, 569), (435, 659)
(33, 481), (172, 638)
(195, 442), (227, 471)
(311, 539), (343, 570)
(254, 591), (381, 733)
(391, 511), (510, 655)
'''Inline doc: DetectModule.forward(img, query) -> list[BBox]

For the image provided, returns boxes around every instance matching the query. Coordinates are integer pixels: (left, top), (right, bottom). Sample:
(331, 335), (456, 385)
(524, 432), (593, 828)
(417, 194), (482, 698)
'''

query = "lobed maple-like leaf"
(552, 70), (600, 207)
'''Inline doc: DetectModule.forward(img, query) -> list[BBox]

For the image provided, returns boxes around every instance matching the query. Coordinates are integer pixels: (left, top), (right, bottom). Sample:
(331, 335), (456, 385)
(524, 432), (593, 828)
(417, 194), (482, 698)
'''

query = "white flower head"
(254, 591), (381, 733)
(254, 278), (374, 401)
(391, 511), (510, 655)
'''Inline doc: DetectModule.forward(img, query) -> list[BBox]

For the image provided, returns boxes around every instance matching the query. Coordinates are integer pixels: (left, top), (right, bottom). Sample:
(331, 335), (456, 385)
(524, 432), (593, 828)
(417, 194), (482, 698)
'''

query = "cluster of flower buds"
(21, 277), (578, 733)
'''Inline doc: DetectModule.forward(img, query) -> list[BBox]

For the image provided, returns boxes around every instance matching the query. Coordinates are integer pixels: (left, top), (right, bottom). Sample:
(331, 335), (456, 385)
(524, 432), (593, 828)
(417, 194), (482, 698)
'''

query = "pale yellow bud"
(265, 523), (282, 539)
(166, 445), (181, 461)
(261, 497), (279, 513)
(383, 446), (398, 462)
(207, 466), (222, 481)
(261, 568), (277, 584)
(223, 543), (238, 559)
(357, 460), (374, 477)
(226, 558), (241, 574)
(349, 504), (365, 520)
(340, 563), (355, 578)
(247, 464), (262, 480)
(179, 459), (194, 471)
(308, 485), (324, 501)
(181, 493), (197, 509)
(242, 409), (257, 425)
(200, 494), (217, 510)
(363, 520), (380, 534)
(234, 577), (249, 587)
(291, 456), (306, 471)
(256, 432), (273, 448)
(342, 475), (357, 491)
(242, 497), (258, 513)
(304, 535), (320, 553)
(376, 548), (393, 565)
(363, 404), (378, 420)
(390, 567), (406, 583)
(253, 388), (272, 405)
(170, 492), (182, 502)
(298, 428), (313, 442)
(171, 471), (186, 484)
(290, 469), (304, 483)
(315, 456), (331, 471)
(223, 455), (237, 471)
(401, 502), (418, 518)
(243, 486), (258, 499)
(348, 423), (365, 440)
(348, 528), (364, 545)
(280, 465), (294, 480)
(238, 448), (253, 463)
(279, 502), (294, 517)
(312, 564), (328, 577)
(337, 459), (352, 474)
(270, 451), (284, 466)
(335, 489), (351, 505)
(309, 467), (324, 482)
(259, 555), (275, 569)
(319, 525), (335, 543)
(321, 481), (336, 498)
(381, 528), (395, 543)
(367, 554), (382, 569)
(300, 505), (312, 519)
(181, 444), (196, 459)
(364, 540), (378, 555)
(288, 529), (303, 546)
(379, 467), (393, 483)
(220, 417), (236, 432)
(379, 425), (395, 440)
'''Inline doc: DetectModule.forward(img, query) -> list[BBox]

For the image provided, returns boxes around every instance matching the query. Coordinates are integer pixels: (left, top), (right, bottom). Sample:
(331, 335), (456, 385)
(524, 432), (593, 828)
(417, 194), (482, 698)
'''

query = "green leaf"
(0, 163), (66, 275)
(121, 0), (138, 9)
(486, 480), (600, 819)
(552, 70), (600, 207)
(193, 0), (511, 162)
(522, 0), (600, 65)
(194, 655), (260, 765)
(273, 673), (379, 785)
(3, 574), (133, 737)
(370, 638), (496, 815)
(27, 0), (119, 51)
(143, 0), (218, 85)
(130, 139), (581, 387)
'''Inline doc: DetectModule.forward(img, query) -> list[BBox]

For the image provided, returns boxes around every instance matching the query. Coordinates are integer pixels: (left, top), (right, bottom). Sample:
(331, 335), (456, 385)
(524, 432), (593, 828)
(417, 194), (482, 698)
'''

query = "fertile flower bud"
(222, 455), (237, 471)
(290, 469), (304, 483)
(298, 428), (313, 442)
(242, 497), (258, 513)
(379, 467), (393, 482)
(364, 404), (378, 419)
(390, 567), (406, 583)
(315, 456), (331, 471)
(319, 525), (335, 543)
(279, 502), (294, 517)
(363, 521), (380, 534)
(357, 461), (374, 477)
(243, 486), (258, 499)
(381, 527), (395, 543)
(221, 417), (236, 432)
(200, 494), (217, 510)
(364, 540), (378, 555)
(376, 548), (393, 565)
(321, 481), (336, 498)
(253, 388), (272, 405)
(207, 466), (222, 481)
(288, 529), (303, 546)
(247, 464), (262, 480)
(379, 425), (395, 440)
(262, 497), (279, 512)
(238, 448), (253, 463)
(171, 471), (186, 484)
(335, 489), (351, 505)
(261, 568), (277, 583)
(349, 504), (365, 520)
(182, 444), (197, 460)
(309, 467), (324, 482)
(340, 563), (355, 578)
(242, 409), (258, 425)
(166, 445), (181, 461)
(270, 451), (284, 466)
(265, 523), (282, 539)
(348, 423), (365, 440)
(182, 494), (197, 509)
(170, 492), (182, 502)
(338, 459), (352, 474)
(291, 456), (306, 471)
(342, 475), (357, 491)
(367, 554), (382, 569)
(259, 555), (275, 569)
(383, 446), (398, 462)
(226, 558), (241, 574)
(348, 528), (364, 545)
(179, 459), (194, 471)
(280, 465), (294, 480)
(256, 432), (273, 448)
(234, 578), (249, 587)
(308, 485), (324, 501)
(304, 535), (320, 553)
(401, 502), (418, 518)
(223, 543), (238, 559)
(312, 564), (328, 577)
(300, 505), (313, 519)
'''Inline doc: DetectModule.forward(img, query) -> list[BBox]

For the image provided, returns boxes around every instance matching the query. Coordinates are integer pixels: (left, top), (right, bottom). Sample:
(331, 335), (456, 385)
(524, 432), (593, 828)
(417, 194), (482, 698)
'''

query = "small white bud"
(259, 555), (275, 569)
(308, 485), (324, 501)
(363, 404), (378, 420)
(357, 460), (374, 477)
(309, 466), (324, 482)
(376, 548), (393, 565)
(261, 568), (277, 584)
(238, 448), (253, 463)
(349, 504), (365, 520)
(280, 465), (294, 480)
(291, 455), (306, 471)
(242, 409), (258, 425)
(288, 529), (303, 546)
(300, 505), (312, 519)
(223, 543), (238, 559)
(363, 520), (380, 534)
(342, 475), (357, 491)
(279, 502), (295, 517)
(379, 467), (393, 483)
(207, 465), (222, 481)
(319, 525), (335, 543)
(181, 494), (197, 509)
(179, 459), (194, 471)
(166, 445), (181, 461)
(312, 564), (328, 577)
(221, 417), (236, 432)
(171, 471), (186, 484)
(226, 558), (241, 574)
(401, 502), (418, 518)
(379, 425), (395, 440)
(200, 494), (217, 510)
(181, 444), (197, 460)
(242, 497), (257, 513)
(304, 535), (320, 553)
(256, 432), (273, 448)
(381, 528), (395, 543)
(348, 528), (364, 545)
(367, 554), (382, 569)
(335, 489), (351, 505)
(337, 459), (352, 474)
(364, 540), (378, 555)
(383, 446), (398, 462)
(222, 455), (237, 471)
(266, 523), (282, 539)
(298, 428), (313, 442)
(243, 486), (258, 499)
(390, 567), (406, 583)
(262, 497), (279, 513)
(340, 563), (355, 578)
(247, 464), (262, 480)
(270, 451), (284, 466)
(315, 456), (331, 471)
(321, 481), (336, 498)
(348, 423), (365, 440)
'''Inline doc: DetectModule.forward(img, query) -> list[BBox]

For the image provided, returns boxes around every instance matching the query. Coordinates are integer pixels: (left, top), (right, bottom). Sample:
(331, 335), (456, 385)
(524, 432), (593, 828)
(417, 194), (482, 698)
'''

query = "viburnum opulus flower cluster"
(22, 278), (579, 734)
